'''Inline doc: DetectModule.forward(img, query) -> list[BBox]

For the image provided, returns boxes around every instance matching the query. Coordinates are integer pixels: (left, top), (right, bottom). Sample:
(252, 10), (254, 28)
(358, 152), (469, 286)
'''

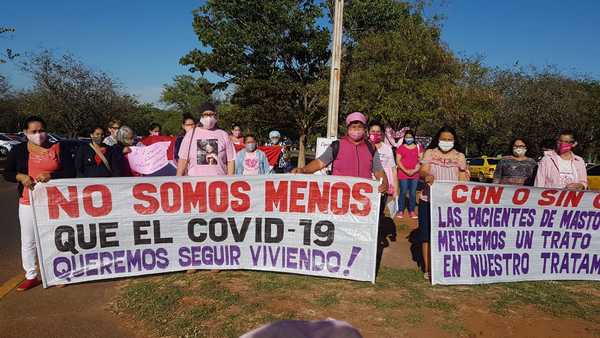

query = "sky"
(1, 1), (599, 104)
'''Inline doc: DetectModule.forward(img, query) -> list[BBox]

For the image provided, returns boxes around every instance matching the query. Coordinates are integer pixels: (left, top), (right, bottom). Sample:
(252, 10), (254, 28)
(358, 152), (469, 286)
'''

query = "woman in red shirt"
(395, 130), (423, 219)
(3, 116), (75, 291)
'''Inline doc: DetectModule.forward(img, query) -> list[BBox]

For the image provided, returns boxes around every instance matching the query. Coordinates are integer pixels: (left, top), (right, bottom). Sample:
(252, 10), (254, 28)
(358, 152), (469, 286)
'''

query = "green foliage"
(18, 50), (137, 136)
(181, 0), (331, 164)
(341, 0), (460, 132)
(160, 74), (213, 115)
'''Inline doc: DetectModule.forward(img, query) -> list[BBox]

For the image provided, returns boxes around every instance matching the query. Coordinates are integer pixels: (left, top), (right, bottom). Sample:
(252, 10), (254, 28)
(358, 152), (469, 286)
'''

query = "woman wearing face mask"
(493, 138), (537, 186)
(175, 114), (197, 162)
(3, 116), (75, 291)
(369, 121), (398, 212)
(419, 126), (469, 280)
(235, 134), (270, 175)
(75, 126), (112, 177)
(396, 130), (423, 219)
(177, 102), (236, 177)
(148, 123), (161, 137)
(535, 130), (587, 190)
(230, 124), (244, 145)
(110, 125), (138, 177)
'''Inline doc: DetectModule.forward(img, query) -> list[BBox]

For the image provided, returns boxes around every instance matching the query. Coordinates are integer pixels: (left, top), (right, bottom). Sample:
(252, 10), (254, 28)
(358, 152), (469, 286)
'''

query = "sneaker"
(394, 212), (404, 219)
(410, 211), (418, 219)
(423, 272), (430, 280)
(16, 278), (41, 291)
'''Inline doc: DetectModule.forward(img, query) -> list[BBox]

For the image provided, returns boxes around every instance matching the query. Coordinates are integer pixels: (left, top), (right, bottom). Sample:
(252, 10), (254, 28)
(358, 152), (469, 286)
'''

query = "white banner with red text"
(430, 181), (600, 285)
(31, 175), (380, 287)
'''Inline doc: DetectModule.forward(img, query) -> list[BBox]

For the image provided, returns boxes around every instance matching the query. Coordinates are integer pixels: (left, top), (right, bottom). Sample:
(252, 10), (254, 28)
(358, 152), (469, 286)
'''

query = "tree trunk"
(298, 133), (306, 168)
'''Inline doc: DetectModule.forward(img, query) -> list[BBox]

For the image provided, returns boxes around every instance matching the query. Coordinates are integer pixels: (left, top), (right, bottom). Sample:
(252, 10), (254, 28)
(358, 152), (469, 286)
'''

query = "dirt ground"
(111, 216), (600, 338)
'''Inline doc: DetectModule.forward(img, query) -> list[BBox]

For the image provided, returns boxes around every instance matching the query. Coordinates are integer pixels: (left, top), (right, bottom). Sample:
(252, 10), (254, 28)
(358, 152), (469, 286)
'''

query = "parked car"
(587, 165), (600, 191)
(0, 133), (22, 157)
(467, 156), (501, 182)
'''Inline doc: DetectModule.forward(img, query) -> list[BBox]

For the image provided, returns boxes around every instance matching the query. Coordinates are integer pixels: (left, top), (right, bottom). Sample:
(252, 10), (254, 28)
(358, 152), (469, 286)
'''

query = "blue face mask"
(245, 143), (257, 152)
(405, 138), (414, 145)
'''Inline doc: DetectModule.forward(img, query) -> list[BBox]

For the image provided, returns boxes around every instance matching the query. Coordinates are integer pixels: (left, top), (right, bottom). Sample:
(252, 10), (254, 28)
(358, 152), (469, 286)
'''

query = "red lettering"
(231, 181), (251, 212)
(265, 181), (288, 212)
(451, 185), (468, 203)
(350, 182), (372, 216)
(307, 182), (330, 213)
(594, 194), (600, 209)
(330, 182), (350, 215)
(160, 182), (181, 213)
(132, 183), (159, 214)
(182, 182), (207, 213)
(471, 186), (486, 204)
(485, 186), (503, 204)
(538, 189), (558, 206)
(512, 188), (530, 205)
(289, 181), (307, 213)
(47, 186), (79, 219)
(208, 181), (228, 212)
(82, 185), (112, 217)
(563, 191), (584, 208)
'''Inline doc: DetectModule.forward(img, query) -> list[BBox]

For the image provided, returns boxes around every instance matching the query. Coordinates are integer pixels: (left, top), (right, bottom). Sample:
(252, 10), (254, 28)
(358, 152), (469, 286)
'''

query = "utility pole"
(326, 0), (344, 138)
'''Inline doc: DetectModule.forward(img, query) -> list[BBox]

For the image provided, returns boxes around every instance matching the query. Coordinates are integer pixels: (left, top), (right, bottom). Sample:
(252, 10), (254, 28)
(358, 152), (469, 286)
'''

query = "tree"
(0, 26), (19, 64)
(341, 0), (461, 132)
(180, 0), (330, 166)
(19, 51), (136, 136)
(160, 75), (214, 115)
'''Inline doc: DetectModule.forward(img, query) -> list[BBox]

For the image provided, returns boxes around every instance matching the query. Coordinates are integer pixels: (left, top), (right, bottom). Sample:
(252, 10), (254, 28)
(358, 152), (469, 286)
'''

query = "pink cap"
(345, 112), (367, 126)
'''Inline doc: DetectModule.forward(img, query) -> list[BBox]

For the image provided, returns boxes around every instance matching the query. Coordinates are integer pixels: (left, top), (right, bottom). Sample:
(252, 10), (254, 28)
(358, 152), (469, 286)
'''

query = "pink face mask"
(27, 132), (47, 146)
(369, 133), (382, 144)
(200, 116), (217, 129)
(348, 130), (365, 141)
(557, 142), (574, 155)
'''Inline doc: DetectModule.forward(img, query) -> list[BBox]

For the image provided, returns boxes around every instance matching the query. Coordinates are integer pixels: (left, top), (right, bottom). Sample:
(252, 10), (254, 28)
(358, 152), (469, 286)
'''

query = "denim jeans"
(398, 179), (418, 213)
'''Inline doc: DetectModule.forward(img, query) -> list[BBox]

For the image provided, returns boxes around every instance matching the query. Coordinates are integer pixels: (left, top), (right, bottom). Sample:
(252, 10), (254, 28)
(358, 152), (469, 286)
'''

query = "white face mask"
(513, 148), (527, 156)
(438, 140), (454, 152)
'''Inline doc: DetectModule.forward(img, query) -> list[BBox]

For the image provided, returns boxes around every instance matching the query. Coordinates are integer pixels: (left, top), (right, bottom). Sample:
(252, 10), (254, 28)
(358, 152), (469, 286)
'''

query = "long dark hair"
(427, 126), (462, 152)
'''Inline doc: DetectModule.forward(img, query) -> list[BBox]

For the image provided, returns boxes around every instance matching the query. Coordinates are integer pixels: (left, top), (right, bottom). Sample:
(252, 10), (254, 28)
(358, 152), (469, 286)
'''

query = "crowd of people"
(3, 102), (590, 290)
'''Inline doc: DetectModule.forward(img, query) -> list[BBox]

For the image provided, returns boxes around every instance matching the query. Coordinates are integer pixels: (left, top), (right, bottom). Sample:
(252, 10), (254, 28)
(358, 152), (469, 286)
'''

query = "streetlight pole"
(326, 0), (344, 138)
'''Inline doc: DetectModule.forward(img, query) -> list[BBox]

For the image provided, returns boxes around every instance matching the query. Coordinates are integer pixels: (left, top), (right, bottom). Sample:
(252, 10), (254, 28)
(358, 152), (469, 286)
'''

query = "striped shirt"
(420, 148), (467, 202)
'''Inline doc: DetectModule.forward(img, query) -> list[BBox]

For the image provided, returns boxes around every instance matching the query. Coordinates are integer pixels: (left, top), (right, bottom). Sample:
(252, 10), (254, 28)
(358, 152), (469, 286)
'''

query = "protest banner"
(430, 181), (600, 285)
(31, 175), (380, 287)
(128, 141), (175, 175)
(234, 144), (284, 168)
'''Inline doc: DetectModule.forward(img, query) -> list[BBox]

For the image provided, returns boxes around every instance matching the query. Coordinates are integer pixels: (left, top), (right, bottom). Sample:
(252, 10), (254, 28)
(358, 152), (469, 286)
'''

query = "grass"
(113, 268), (600, 338)
(490, 281), (600, 320)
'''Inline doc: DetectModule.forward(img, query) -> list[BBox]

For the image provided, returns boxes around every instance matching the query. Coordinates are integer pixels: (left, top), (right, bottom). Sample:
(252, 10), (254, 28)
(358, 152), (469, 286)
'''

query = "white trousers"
(18, 203), (38, 280)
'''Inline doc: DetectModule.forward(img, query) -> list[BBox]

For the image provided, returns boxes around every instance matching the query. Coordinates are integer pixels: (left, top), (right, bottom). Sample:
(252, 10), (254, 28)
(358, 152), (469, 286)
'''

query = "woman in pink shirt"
(419, 126), (469, 280)
(177, 103), (236, 177)
(396, 130), (423, 219)
(535, 130), (587, 190)
(368, 121), (399, 214)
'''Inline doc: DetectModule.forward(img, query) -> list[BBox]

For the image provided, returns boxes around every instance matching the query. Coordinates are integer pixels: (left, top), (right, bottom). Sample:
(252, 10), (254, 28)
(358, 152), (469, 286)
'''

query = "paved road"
(0, 178), (139, 338)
